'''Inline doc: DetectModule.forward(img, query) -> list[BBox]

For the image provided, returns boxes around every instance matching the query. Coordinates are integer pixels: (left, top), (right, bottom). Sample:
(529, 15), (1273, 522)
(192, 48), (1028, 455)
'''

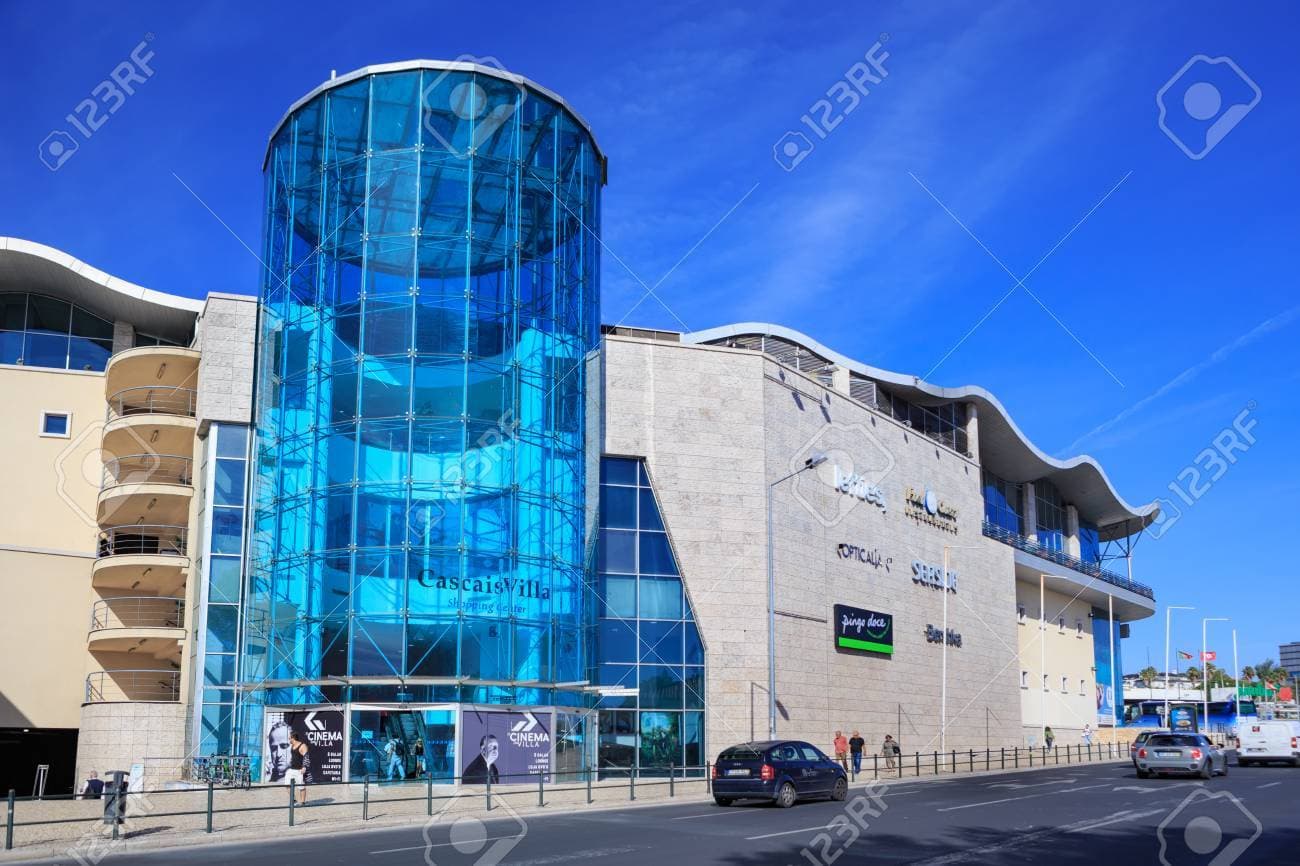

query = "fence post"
(1000, 747), (1005, 770)
(932, 751), (938, 775)
(873, 753), (879, 779)
(427, 771), (433, 817)
(1054, 745), (1059, 765)
(629, 768), (636, 801)
(485, 773), (491, 812)
(950, 750), (956, 773)
(538, 771), (545, 807)
(289, 780), (296, 826)
(1029, 747), (1033, 767)
(1066, 744), (1072, 764)
(5, 789), (13, 851)
(669, 764), (675, 798)
(364, 775), (371, 821)
(969, 750), (975, 773)
(206, 781), (214, 833)
(914, 752), (919, 777)
(587, 766), (593, 804)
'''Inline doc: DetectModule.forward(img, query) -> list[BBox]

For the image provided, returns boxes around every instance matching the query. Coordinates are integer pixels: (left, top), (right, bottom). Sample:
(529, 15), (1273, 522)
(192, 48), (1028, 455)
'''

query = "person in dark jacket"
(81, 771), (104, 799)
(848, 731), (866, 775)
(462, 735), (501, 785)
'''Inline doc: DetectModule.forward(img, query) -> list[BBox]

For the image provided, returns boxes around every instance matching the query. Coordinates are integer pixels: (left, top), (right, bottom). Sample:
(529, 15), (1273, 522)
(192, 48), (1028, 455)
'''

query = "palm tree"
(1255, 659), (1283, 686)
(1139, 666), (1159, 688)
(1242, 665), (1256, 683)
(1185, 666), (1202, 688)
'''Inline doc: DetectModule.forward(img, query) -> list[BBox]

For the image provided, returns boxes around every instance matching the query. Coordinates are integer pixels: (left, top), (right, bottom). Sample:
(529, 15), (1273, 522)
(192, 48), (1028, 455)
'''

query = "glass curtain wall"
(240, 66), (602, 763)
(1033, 480), (1067, 552)
(981, 470), (1022, 534)
(594, 457), (705, 776)
(0, 292), (115, 371)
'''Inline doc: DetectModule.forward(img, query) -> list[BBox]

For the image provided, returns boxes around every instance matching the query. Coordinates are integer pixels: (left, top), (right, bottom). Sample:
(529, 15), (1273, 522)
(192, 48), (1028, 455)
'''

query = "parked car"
(1129, 731), (1160, 767)
(1237, 720), (1300, 767)
(1134, 733), (1227, 779)
(711, 740), (848, 808)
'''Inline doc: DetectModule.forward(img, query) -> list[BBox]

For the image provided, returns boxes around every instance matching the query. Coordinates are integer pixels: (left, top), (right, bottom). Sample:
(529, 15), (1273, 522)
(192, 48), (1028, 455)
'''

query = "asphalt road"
(14, 760), (1300, 865)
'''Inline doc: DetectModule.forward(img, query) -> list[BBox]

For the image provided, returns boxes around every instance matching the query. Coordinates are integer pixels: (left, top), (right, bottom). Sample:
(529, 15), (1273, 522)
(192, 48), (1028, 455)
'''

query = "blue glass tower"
(239, 63), (602, 772)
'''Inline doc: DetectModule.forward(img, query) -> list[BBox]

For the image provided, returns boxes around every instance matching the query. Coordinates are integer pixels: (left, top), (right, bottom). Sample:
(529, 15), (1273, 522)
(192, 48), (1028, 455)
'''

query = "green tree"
(1185, 666), (1202, 688)
(1139, 666), (1159, 688)
(1242, 665), (1256, 683)
(1255, 659), (1284, 685)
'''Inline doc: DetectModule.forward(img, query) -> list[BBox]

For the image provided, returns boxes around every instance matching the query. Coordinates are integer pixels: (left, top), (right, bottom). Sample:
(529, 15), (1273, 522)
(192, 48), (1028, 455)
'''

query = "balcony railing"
(101, 454), (193, 489)
(90, 596), (185, 631)
(96, 524), (188, 558)
(982, 519), (1155, 600)
(85, 669), (181, 703)
(106, 386), (197, 421)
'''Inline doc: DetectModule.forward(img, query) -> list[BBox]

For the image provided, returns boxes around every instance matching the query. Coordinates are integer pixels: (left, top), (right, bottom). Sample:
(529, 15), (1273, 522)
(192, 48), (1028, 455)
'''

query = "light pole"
(939, 543), (979, 754)
(1164, 605), (1194, 726)
(767, 452), (827, 739)
(1202, 616), (1228, 733)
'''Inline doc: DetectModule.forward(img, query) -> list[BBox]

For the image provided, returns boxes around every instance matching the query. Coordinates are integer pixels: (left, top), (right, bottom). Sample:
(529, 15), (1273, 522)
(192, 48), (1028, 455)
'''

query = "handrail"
(90, 596), (185, 631)
(101, 454), (193, 489)
(84, 669), (181, 703)
(96, 524), (188, 558)
(982, 519), (1155, 599)
(105, 385), (197, 421)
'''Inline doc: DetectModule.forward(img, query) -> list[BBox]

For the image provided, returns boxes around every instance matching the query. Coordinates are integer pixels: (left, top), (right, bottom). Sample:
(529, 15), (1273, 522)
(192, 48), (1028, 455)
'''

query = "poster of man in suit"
(459, 710), (552, 785)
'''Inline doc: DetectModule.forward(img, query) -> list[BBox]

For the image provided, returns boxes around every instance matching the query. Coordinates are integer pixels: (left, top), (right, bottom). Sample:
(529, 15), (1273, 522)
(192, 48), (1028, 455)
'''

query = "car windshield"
(1148, 735), (1201, 747)
(719, 746), (764, 761)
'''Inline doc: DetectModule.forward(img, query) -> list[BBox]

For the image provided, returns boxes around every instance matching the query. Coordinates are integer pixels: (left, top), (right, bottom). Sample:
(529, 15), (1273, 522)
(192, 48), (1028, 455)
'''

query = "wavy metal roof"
(684, 322), (1158, 540)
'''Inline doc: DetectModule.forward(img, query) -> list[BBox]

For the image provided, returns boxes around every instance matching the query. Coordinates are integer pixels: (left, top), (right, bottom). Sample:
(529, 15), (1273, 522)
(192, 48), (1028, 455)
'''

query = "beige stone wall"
(602, 336), (1023, 761)
(75, 702), (188, 785)
(1016, 582), (1100, 744)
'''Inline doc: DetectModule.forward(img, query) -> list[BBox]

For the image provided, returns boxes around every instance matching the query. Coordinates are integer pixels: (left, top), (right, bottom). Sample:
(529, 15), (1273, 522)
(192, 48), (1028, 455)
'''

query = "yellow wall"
(1016, 582), (1099, 742)
(0, 365), (106, 729)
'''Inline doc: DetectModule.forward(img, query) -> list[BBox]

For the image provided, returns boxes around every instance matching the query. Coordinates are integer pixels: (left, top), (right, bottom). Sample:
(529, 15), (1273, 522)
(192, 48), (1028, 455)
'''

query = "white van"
(1237, 720), (1300, 766)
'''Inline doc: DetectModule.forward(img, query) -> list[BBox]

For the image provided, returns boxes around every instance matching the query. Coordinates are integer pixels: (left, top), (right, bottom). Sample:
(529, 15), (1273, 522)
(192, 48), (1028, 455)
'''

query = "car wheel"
(775, 782), (797, 808)
(1219, 762), (1228, 777)
(831, 777), (848, 802)
(714, 796), (733, 807)
(1199, 762), (1212, 780)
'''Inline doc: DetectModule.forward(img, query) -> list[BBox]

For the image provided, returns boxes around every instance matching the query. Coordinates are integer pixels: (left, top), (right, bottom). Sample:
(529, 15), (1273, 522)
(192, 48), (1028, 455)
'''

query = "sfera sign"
(925, 625), (962, 647)
(836, 543), (892, 571)
(832, 465), (887, 512)
(904, 486), (958, 533)
(912, 559), (957, 593)
(834, 604), (894, 655)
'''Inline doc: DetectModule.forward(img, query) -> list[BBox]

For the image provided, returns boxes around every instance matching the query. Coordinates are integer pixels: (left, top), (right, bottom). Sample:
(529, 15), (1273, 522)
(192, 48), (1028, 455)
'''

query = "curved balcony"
(97, 524), (188, 558)
(87, 596), (186, 655)
(85, 669), (181, 704)
(104, 345), (200, 398)
(103, 386), (198, 456)
(97, 454), (193, 526)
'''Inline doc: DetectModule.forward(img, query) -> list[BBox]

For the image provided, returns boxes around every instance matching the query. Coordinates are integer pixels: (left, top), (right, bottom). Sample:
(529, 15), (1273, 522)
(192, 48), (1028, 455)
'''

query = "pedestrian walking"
(883, 734), (898, 770)
(414, 736), (426, 775)
(833, 730), (849, 772)
(1043, 726), (1055, 751)
(848, 730), (865, 776)
(1081, 724), (1093, 747)
(385, 737), (405, 780)
(80, 771), (104, 800)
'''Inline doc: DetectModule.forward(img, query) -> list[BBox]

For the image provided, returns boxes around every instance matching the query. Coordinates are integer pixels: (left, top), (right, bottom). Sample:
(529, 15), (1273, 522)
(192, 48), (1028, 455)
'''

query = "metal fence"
(2, 744), (1134, 852)
(106, 386), (197, 421)
(83, 670), (181, 703)
(101, 454), (193, 489)
(982, 520), (1155, 599)
(95, 524), (188, 558)
(89, 597), (184, 631)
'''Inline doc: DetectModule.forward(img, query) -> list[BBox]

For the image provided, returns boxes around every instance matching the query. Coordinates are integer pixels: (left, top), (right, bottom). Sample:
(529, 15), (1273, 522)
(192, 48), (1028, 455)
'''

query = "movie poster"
(459, 709), (552, 785)
(262, 709), (345, 784)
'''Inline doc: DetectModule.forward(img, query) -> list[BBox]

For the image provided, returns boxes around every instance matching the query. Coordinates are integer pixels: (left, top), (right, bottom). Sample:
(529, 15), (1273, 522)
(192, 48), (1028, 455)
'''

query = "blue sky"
(2, 0), (1297, 674)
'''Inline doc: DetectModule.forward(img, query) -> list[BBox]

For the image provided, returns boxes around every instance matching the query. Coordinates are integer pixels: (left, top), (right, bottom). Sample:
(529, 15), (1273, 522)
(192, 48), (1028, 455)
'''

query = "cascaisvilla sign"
(834, 604), (894, 655)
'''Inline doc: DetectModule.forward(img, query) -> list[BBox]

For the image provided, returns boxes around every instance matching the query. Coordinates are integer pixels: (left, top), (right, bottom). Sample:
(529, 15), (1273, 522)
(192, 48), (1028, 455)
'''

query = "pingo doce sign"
(832, 464), (887, 512)
(834, 603), (894, 655)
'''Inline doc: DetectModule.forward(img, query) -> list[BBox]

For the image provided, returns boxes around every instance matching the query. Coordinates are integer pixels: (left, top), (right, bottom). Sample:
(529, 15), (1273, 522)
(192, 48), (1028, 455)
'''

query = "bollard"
(629, 769), (636, 801)
(706, 762), (711, 795)
(427, 771), (434, 816)
(485, 773), (492, 812)
(669, 764), (675, 798)
(587, 767), (593, 804)
(289, 780), (296, 826)
(363, 775), (370, 821)
(538, 771), (545, 807)
(5, 789), (13, 851)
(206, 781), (214, 833)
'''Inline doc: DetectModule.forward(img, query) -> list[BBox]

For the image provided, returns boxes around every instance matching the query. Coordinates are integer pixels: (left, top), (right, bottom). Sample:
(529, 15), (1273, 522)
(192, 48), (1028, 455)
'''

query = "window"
(0, 292), (114, 371)
(1034, 480), (1067, 552)
(1042, 674), (1049, 691)
(1058, 616), (1066, 632)
(1017, 604), (1026, 624)
(1061, 676), (1069, 693)
(1076, 620), (1084, 636)
(982, 470), (1022, 534)
(1080, 679), (1087, 695)
(1020, 671), (1029, 689)
(40, 411), (70, 437)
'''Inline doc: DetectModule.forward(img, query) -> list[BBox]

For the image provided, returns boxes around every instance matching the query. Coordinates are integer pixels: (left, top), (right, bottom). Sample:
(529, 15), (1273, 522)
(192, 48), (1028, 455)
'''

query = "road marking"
(746, 822), (838, 841)
(508, 847), (638, 864)
(371, 834), (525, 855)
(986, 777), (1077, 790)
(936, 783), (1111, 812)
(672, 808), (769, 820)
(909, 809), (1165, 865)
(1066, 808), (1169, 832)
(1257, 781), (1283, 789)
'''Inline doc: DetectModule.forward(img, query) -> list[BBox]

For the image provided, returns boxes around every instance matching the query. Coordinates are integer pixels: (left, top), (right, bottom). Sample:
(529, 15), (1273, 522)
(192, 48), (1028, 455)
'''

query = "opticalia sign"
(833, 465), (887, 512)
(834, 603), (894, 655)
(904, 486), (958, 533)
(912, 559), (957, 593)
(836, 543), (892, 571)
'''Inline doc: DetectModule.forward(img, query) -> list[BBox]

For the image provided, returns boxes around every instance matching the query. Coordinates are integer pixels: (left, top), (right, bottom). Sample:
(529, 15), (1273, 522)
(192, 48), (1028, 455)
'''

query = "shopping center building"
(0, 60), (1159, 793)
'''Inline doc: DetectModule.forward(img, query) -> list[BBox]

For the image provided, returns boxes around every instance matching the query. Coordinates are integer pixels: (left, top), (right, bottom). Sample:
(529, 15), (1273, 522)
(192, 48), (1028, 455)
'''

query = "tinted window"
(1148, 736), (1199, 747)
(799, 745), (824, 762)
(719, 746), (763, 761)
(770, 744), (801, 762)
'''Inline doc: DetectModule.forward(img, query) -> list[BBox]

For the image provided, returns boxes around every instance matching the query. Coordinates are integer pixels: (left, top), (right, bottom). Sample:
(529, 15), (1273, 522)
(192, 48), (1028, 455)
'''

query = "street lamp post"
(767, 453), (827, 739)
(1164, 605), (1194, 726)
(1203, 617), (1228, 733)
(939, 544), (980, 754)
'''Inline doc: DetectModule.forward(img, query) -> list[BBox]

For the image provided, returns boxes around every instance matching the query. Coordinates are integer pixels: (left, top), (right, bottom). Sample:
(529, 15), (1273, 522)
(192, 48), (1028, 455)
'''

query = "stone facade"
(602, 335), (1023, 762)
(76, 702), (188, 787)
(194, 293), (257, 430)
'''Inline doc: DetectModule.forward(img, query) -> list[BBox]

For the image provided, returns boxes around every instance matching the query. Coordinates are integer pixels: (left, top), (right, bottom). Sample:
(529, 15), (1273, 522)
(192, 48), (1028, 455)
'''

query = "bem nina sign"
(834, 604), (894, 655)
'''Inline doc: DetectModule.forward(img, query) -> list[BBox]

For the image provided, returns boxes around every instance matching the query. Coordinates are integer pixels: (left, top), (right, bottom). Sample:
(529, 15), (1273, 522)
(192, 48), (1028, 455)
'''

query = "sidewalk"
(1, 754), (1132, 862)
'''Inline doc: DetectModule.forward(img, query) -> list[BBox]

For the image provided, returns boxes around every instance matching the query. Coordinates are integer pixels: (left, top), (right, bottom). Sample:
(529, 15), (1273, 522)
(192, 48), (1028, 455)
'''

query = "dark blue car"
(711, 740), (848, 808)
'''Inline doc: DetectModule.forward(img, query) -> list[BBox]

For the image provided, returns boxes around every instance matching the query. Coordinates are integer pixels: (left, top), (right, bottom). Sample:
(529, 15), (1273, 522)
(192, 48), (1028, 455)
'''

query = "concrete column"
(964, 402), (979, 457)
(830, 365), (850, 396)
(1065, 504), (1081, 558)
(1022, 481), (1038, 543)
(111, 320), (134, 354)
(194, 293), (257, 433)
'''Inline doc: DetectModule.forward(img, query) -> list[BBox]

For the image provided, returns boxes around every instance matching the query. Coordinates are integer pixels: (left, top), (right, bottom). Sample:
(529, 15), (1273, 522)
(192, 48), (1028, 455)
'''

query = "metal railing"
(89, 597), (185, 631)
(96, 524), (188, 558)
(106, 386), (197, 421)
(84, 669), (181, 703)
(982, 520), (1155, 599)
(101, 454), (193, 489)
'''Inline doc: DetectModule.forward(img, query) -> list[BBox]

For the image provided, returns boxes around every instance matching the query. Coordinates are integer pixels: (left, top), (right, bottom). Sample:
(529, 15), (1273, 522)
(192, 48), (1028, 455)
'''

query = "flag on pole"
(1177, 650), (1193, 660)
(1201, 651), (1217, 662)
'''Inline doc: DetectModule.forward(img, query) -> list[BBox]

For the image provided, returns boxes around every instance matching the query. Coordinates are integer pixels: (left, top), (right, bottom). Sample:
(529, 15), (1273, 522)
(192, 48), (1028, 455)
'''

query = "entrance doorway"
(348, 709), (455, 782)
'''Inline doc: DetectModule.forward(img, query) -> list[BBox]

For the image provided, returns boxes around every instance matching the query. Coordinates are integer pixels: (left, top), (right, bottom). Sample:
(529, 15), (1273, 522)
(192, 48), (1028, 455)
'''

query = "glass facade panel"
(241, 65), (602, 763)
(0, 292), (119, 371)
(982, 470), (1022, 535)
(1034, 480), (1067, 552)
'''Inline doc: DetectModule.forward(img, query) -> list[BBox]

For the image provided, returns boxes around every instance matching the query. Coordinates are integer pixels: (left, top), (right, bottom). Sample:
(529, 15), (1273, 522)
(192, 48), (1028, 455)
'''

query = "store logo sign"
(925, 624), (962, 647)
(836, 543), (892, 571)
(905, 486), (958, 533)
(834, 465), (887, 512)
(912, 559), (958, 593)
(834, 603), (894, 655)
